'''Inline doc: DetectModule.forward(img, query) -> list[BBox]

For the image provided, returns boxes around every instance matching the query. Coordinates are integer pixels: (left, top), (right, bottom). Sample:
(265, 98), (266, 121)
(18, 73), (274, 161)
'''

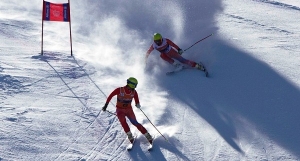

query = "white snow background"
(0, 0), (300, 160)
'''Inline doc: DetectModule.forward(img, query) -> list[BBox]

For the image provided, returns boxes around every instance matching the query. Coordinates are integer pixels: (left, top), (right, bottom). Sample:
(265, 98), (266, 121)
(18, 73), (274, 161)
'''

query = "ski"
(127, 135), (155, 151)
(166, 66), (186, 75)
(126, 143), (133, 151)
(147, 144), (153, 151)
(147, 135), (156, 151)
(126, 135), (137, 151)
(198, 62), (209, 77)
(166, 62), (208, 77)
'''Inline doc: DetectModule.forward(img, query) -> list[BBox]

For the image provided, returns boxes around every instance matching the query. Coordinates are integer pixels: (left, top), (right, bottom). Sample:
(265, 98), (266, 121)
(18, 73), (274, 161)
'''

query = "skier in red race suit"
(145, 33), (205, 71)
(102, 77), (153, 144)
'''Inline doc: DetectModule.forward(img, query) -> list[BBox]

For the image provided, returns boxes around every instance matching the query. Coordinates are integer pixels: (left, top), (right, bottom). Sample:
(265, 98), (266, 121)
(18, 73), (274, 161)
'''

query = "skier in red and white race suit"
(102, 77), (153, 144)
(145, 33), (204, 71)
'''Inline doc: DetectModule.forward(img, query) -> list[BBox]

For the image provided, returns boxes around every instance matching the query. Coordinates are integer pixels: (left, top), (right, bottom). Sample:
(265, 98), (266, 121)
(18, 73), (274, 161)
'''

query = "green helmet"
(127, 77), (138, 89)
(153, 33), (162, 41)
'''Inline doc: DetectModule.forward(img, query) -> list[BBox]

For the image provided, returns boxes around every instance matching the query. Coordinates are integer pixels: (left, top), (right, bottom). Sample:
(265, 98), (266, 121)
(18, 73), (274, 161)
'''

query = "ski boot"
(127, 131), (134, 143)
(195, 63), (205, 71)
(144, 132), (153, 144)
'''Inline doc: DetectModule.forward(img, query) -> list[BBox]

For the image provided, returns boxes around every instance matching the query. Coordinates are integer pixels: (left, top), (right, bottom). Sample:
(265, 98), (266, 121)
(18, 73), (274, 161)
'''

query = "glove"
(102, 103), (108, 111)
(178, 48), (184, 55)
(135, 104), (141, 108)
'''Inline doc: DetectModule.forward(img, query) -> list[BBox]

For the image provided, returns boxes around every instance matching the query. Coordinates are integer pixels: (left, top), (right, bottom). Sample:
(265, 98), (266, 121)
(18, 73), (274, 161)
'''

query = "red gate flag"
(42, 1), (70, 22)
(41, 0), (73, 56)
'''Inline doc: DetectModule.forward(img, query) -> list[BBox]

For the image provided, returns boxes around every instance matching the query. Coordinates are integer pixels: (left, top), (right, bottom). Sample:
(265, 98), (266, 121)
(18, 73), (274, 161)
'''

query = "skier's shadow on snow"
(152, 63), (244, 154)
(128, 136), (190, 161)
(127, 139), (162, 161)
(152, 136), (191, 161)
(155, 39), (300, 157)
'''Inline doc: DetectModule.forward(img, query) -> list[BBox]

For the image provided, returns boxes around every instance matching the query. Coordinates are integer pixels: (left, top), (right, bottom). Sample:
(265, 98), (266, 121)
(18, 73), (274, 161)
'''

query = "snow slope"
(0, 0), (299, 160)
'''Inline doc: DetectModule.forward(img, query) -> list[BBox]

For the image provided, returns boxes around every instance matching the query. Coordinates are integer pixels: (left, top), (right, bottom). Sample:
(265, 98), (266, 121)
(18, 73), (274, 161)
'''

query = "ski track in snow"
(255, 0), (300, 11)
(33, 54), (102, 160)
(2, 51), (122, 160)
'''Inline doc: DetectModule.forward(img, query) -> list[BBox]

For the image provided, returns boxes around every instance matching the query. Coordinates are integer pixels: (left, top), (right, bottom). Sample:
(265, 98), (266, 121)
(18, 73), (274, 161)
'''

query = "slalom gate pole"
(184, 33), (213, 52)
(139, 108), (169, 142)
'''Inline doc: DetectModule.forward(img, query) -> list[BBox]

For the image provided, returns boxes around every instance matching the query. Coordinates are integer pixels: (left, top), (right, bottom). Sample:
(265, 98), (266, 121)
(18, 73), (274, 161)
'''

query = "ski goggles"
(127, 80), (137, 89)
(154, 39), (162, 45)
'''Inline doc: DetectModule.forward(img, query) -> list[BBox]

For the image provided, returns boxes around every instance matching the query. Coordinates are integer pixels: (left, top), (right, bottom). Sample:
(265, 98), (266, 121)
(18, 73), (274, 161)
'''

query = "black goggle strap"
(127, 80), (137, 88)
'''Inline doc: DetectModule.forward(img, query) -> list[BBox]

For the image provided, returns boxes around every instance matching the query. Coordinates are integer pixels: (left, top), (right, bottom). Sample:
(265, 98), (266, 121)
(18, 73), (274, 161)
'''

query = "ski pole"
(139, 108), (169, 142)
(105, 110), (117, 116)
(184, 33), (213, 52)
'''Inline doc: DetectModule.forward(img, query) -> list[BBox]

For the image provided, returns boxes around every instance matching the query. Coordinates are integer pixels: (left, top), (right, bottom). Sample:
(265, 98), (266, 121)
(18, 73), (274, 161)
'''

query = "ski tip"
(147, 145), (153, 151)
(205, 72), (209, 77)
(126, 135), (137, 151)
(127, 144), (133, 151)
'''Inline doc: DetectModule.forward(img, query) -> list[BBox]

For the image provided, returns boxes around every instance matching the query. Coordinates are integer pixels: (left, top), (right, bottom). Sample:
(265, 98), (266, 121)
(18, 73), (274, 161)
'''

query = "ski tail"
(166, 66), (187, 75)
